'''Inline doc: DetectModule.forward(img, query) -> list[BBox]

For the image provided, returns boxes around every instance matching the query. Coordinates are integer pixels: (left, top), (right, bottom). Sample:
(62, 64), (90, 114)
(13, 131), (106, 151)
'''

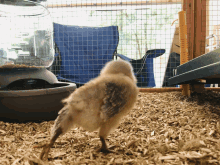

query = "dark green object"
(168, 48), (220, 85)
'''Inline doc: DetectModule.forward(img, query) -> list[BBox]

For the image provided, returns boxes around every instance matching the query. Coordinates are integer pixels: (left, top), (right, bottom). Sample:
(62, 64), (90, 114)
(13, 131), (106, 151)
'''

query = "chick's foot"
(40, 143), (52, 160)
(96, 147), (115, 154)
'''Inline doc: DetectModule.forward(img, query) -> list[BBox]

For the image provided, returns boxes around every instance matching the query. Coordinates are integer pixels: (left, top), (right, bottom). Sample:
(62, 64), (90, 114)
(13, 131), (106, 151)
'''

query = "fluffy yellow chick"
(39, 59), (139, 160)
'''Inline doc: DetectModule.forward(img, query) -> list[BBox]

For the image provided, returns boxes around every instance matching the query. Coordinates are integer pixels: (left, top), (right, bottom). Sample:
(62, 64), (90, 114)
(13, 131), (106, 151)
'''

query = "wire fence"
(46, 0), (183, 88)
(183, 0), (220, 87)
(0, 0), (220, 89)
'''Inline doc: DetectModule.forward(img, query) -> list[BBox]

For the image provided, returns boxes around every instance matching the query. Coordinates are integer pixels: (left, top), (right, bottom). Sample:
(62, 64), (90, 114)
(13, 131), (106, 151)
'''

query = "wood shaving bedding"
(0, 91), (220, 164)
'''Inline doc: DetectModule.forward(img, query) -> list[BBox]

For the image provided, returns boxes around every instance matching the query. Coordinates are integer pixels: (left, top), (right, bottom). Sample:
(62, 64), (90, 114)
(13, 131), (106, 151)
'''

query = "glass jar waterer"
(0, 0), (76, 122)
(0, 0), (57, 89)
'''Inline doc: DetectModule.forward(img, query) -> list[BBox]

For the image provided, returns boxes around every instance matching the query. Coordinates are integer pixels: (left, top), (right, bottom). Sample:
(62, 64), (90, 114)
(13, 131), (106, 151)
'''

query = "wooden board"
(171, 25), (180, 54)
(47, 0), (182, 8)
(212, 24), (220, 47)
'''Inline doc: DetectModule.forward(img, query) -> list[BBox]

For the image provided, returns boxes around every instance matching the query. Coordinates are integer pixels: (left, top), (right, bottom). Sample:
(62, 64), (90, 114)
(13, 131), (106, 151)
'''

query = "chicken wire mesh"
(206, 0), (220, 87)
(208, 1), (220, 54)
(182, 0), (220, 87)
(1, 0), (219, 88)
(46, 0), (182, 88)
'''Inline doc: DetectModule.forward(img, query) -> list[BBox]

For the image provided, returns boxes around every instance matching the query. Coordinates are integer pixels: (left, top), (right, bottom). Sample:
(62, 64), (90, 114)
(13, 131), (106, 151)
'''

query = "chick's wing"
(101, 81), (128, 121)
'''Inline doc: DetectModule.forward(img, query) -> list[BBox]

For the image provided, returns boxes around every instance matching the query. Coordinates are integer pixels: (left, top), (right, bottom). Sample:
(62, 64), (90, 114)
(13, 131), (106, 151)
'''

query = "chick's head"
(100, 60), (137, 83)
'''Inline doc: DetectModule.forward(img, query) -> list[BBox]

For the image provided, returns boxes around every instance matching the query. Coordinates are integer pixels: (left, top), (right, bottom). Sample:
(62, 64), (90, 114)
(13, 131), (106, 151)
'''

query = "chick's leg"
(40, 106), (73, 160)
(40, 127), (62, 160)
(98, 122), (115, 153)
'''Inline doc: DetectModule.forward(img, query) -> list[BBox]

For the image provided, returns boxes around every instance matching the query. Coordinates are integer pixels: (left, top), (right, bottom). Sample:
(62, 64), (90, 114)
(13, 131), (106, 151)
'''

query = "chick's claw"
(33, 144), (46, 148)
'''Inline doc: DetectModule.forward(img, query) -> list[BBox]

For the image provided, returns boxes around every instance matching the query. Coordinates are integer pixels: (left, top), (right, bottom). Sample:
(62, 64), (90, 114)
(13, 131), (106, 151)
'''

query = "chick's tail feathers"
(51, 105), (74, 138)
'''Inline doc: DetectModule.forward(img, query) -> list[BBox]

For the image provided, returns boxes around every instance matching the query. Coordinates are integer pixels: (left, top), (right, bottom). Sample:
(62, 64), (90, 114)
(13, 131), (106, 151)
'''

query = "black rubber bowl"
(0, 81), (76, 122)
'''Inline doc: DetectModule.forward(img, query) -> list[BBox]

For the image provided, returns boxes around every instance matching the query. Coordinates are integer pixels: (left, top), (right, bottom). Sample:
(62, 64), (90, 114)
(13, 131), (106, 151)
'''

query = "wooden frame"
(183, 0), (206, 59)
(138, 87), (220, 92)
(47, 0), (182, 8)
(139, 87), (182, 92)
(180, 0), (207, 96)
(205, 0), (210, 53)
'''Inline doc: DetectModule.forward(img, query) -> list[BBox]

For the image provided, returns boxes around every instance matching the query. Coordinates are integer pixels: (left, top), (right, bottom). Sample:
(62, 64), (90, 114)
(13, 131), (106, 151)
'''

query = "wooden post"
(193, 0), (206, 59)
(46, 0), (182, 8)
(183, 0), (194, 61)
(182, 0), (207, 95)
(192, 0), (206, 93)
(205, 0), (209, 54)
(178, 11), (191, 96)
